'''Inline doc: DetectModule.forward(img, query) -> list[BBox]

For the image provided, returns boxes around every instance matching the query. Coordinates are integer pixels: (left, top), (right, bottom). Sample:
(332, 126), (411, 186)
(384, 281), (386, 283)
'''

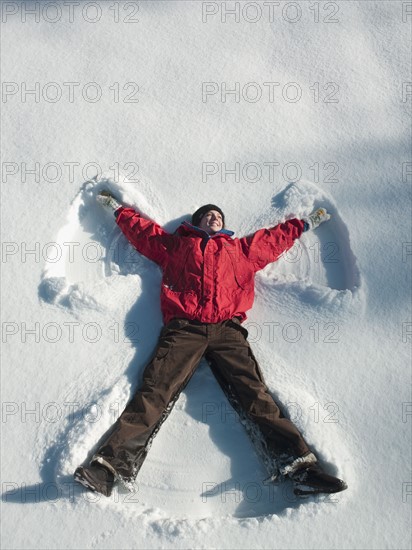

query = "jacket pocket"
(225, 248), (250, 290)
(160, 286), (199, 317)
(163, 248), (192, 291)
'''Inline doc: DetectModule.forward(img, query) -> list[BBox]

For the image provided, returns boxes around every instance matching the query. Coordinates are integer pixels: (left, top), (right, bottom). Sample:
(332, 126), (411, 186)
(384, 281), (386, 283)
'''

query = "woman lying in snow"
(75, 192), (347, 498)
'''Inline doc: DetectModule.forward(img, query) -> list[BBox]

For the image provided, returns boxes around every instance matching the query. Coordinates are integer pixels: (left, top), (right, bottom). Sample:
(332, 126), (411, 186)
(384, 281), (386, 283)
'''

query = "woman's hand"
(303, 207), (331, 231)
(96, 190), (122, 212)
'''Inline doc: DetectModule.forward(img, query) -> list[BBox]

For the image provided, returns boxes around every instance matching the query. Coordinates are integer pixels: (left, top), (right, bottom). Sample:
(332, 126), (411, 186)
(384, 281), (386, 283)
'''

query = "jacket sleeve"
(114, 206), (173, 268)
(238, 218), (305, 271)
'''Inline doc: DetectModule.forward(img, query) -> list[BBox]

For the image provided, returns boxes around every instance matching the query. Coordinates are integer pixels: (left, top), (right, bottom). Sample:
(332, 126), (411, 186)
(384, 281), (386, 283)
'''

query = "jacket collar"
(177, 221), (234, 239)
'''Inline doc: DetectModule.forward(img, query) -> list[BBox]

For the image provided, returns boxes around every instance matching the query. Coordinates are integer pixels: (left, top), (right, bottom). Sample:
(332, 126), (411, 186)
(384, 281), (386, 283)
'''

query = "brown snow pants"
(93, 317), (310, 482)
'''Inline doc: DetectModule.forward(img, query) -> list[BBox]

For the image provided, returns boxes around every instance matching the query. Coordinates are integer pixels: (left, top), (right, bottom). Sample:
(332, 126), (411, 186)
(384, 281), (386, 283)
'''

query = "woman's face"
(198, 210), (224, 234)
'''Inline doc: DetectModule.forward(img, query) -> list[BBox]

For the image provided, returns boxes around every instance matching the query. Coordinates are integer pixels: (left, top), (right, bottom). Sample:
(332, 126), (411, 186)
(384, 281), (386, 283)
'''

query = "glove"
(302, 207), (331, 231)
(96, 190), (121, 212)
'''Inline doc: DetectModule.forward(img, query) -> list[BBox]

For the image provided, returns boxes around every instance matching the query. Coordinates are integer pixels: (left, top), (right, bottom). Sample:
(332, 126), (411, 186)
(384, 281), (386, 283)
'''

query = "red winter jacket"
(115, 207), (305, 324)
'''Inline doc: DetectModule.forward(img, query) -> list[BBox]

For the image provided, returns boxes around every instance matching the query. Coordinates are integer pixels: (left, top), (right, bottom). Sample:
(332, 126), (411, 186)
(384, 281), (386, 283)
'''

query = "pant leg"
(93, 319), (208, 483)
(205, 319), (310, 472)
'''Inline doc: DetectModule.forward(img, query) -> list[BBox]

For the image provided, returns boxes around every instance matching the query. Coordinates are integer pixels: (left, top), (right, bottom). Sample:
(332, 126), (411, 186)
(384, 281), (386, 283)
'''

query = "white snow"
(1, 1), (411, 549)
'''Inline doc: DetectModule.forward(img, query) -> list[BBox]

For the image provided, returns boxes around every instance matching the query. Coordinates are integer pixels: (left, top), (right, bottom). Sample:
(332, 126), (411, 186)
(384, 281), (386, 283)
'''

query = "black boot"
(74, 463), (115, 497)
(289, 463), (348, 496)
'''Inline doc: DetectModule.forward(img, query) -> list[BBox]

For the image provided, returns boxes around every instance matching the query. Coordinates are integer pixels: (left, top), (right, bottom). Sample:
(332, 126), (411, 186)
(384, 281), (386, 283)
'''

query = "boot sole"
(74, 468), (112, 497)
(294, 481), (348, 497)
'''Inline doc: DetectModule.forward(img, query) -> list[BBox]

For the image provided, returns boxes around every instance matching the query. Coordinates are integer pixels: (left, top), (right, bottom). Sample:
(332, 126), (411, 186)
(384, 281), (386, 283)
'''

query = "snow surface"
(1, 1), (411, 549)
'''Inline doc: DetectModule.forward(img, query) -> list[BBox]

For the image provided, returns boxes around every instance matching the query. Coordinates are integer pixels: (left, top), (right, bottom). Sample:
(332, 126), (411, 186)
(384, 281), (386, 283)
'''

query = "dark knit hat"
(191, 204), (225, 228)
